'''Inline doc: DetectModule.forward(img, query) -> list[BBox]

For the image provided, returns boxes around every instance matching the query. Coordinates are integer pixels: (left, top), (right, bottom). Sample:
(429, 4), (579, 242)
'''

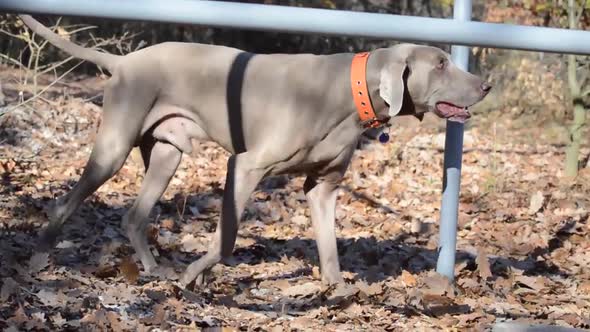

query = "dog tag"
(378, 132), (390, 143)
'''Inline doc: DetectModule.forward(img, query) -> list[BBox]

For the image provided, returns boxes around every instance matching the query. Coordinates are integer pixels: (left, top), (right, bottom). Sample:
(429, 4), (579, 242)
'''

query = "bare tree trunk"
(564, 0), (587, 177)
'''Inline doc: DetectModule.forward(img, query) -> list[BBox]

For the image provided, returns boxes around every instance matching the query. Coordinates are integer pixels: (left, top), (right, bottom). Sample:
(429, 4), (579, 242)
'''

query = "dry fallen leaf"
(422, 272), (454, 298)
(27, 312), (47, 330)
(36, 289), (67, 307)
(515, 275), (546, 292)
(1, 277), (19, 301)
(410, 219), (422, 234)
(181, 234), (201, 252)
(167, 298), (184, 318)
(119, 257), (140, 284)
(476, 246), (492, 281)
(81, 309), (109, 330)
(28, 252), (50, 274)
(55, 240), (76, 249)
(281, 282), (322, 298)
(400, 270), (417, 287)
(106, 311), (123, 332)
(528, 190), (544, 214)
(7, 304), (29, 327)
(161, 218), (176, 231)
(51, 313), (67, 328)
(95, 264), (118, 279)
(356, 281), (383, 296)
(270, 325), (284, 332)
(327, 283), (360, 303)
(311, 266), (321, 280)
(579, 281), (590, 295)
(140, 303), (166, 325)
(290, 317), (316, 330)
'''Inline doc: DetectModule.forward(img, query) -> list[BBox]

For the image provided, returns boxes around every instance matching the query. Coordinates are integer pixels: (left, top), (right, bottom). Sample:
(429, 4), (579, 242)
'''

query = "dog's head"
(379, 43), (491, 123)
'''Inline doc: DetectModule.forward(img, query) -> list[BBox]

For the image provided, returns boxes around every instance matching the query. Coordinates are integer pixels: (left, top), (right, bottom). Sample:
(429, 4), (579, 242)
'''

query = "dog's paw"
(179, 269), (210, 290)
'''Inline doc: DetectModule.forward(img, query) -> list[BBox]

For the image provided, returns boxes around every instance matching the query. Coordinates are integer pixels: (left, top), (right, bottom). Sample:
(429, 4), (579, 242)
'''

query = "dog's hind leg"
(38, 80), (154, 251)
(123, 140), (182, 273)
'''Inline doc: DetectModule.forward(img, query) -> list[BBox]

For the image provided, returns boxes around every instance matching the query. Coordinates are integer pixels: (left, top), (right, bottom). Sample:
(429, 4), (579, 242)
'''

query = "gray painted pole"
(2, 0), (590, 55)
(436, 0), (471, 281)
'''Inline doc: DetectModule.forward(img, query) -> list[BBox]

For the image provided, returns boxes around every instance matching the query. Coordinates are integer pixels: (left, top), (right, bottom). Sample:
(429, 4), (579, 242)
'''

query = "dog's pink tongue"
(438, 103), (470, 123)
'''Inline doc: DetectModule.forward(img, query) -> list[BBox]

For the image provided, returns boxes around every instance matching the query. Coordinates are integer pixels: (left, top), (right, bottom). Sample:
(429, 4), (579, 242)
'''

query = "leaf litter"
(0, 70), (589, 330)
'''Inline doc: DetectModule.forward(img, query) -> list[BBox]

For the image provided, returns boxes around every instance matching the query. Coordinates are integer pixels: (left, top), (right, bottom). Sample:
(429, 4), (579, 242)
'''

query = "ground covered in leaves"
(1, 68), (589, 331)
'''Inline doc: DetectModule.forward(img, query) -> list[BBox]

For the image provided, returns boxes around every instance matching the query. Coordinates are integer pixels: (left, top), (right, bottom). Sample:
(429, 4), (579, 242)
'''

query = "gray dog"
(20, 15), (490, 286)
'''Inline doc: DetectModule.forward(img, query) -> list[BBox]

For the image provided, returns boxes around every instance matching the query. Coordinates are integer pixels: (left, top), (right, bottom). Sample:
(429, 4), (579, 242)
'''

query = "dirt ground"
(0, 68), (589, 331)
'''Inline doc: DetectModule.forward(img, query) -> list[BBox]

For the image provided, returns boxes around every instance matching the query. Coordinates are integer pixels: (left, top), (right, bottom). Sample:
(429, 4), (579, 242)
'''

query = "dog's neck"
(314, 50), (393, 142)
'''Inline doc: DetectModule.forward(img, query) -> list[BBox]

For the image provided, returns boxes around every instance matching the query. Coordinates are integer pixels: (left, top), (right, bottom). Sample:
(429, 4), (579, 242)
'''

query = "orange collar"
(350, 52), (389, 129)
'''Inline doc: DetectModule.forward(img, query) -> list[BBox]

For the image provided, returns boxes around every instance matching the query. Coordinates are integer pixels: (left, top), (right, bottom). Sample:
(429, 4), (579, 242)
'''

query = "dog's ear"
(379, 61), (407, 118)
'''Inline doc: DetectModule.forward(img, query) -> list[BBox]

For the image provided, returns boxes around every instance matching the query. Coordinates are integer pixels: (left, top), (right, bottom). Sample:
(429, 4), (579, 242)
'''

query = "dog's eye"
(436, 58), (446, 70)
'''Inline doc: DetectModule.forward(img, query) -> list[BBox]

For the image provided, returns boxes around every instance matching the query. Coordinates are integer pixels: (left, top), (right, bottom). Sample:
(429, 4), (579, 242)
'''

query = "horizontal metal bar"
(2, 0), (590, 55)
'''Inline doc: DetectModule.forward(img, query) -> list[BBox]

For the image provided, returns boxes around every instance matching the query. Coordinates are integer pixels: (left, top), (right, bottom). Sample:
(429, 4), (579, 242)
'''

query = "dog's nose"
(480, 83), (492, 94)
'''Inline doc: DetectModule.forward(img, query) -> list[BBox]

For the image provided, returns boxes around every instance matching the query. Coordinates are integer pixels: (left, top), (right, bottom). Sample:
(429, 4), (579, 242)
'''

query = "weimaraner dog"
(20, 15), (490, 287)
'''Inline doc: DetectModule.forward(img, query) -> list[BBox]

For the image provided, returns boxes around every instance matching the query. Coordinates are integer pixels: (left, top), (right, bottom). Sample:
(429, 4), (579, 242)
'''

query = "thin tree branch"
(35, 56), (75, 77)
(0, 28), (29, 41)
(66, 25), (98, 35)
(0, 53), (25, 68)
(5, 60), (84, 114)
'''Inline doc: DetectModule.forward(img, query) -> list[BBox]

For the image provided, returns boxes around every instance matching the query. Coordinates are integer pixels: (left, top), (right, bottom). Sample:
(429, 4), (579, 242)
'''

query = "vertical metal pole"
(436, 0), (471, 281)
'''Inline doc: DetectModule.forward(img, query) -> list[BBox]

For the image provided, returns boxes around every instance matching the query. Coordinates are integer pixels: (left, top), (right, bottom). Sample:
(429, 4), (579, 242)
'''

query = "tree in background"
(534, 0), (590, 177)
(564, 0), (589, 177)
(485, 0), (589, 177)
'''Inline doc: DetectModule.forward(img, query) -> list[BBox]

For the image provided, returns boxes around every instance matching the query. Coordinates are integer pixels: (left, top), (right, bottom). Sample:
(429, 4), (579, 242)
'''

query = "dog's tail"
(19, 15), (120, 72)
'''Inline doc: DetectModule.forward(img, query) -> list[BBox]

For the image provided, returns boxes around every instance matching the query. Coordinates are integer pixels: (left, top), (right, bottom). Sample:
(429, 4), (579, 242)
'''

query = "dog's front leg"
(180, 153), (265, 287)
(304, 175), (344, 285)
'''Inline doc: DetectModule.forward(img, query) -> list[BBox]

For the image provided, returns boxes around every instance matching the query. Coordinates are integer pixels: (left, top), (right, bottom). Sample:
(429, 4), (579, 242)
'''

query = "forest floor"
(0, 67), (589, 331)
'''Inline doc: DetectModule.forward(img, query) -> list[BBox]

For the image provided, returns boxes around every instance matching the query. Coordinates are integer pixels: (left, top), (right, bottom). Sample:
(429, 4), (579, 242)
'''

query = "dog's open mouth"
(434, 102), (471, 123)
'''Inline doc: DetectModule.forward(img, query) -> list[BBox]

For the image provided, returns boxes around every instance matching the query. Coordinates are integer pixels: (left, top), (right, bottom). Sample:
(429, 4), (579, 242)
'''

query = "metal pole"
(436, 0), (471, 282)
(2, 0), (590, 55)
